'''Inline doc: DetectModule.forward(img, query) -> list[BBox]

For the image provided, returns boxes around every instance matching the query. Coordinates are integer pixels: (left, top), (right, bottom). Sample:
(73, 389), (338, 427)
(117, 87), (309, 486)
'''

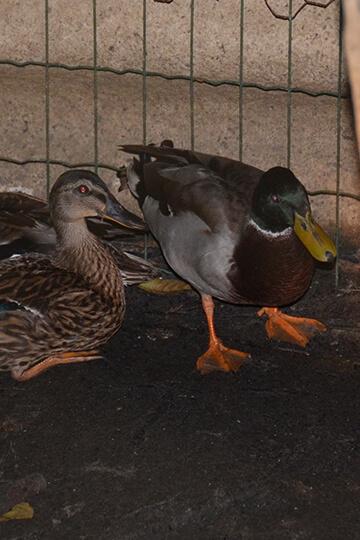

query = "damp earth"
(0, 245), (359, 539)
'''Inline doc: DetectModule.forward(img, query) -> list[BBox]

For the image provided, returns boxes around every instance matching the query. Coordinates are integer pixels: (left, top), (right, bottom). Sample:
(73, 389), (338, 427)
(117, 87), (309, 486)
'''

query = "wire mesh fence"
(0, 0), (359, 282)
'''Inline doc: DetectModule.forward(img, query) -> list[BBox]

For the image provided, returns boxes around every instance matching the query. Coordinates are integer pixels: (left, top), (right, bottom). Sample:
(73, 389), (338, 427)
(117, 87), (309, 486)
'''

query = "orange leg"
(258, 307), (326, 347)
(11, 349), (102, 381)
(196, 295), (250, 375)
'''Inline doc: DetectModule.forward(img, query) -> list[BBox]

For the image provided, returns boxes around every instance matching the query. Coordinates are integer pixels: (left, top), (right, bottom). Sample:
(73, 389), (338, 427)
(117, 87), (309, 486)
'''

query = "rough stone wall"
(0, 0), (359, 249)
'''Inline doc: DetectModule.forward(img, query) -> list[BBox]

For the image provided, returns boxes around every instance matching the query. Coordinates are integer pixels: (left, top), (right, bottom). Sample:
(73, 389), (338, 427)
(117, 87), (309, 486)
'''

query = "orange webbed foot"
(197, 339), (250, 375)
(258, 307), (326, 347)
(198, 294), (250, 375)
(11, 349), (102, 381)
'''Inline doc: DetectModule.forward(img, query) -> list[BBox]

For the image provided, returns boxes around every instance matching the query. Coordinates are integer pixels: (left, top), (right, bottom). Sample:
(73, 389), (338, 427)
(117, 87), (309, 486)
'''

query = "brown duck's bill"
(101, 194), (147, 231)
(294, 211), (336, 263)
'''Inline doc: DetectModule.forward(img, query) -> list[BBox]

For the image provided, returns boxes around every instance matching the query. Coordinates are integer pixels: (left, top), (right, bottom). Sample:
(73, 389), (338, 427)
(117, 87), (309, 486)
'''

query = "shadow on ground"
(0, 255), (359, 539)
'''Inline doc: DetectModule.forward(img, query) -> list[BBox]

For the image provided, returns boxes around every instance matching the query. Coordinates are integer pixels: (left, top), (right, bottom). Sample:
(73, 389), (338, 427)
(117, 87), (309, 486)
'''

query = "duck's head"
(50, 170), (146, 231)
(250, 166), (336, 263)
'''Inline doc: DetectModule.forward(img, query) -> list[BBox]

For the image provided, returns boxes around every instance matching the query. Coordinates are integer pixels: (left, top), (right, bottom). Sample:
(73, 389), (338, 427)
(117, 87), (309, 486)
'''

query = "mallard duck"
(121, 141), (337, 375)
(0, 190), (159, 285)
(0, 169), (146, 381)
(0, 191), (52, 247)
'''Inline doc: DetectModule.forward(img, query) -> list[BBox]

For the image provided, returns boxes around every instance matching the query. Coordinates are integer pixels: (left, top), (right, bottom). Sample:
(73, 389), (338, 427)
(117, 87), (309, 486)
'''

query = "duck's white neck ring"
(248, 217), (293, 239)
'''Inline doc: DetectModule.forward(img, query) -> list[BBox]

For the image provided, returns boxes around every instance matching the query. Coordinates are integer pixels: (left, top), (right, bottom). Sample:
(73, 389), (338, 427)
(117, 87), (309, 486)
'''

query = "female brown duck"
(121, 141), (337, 375)
(0, 187), (158, 286)
(0, 170), (145, 381)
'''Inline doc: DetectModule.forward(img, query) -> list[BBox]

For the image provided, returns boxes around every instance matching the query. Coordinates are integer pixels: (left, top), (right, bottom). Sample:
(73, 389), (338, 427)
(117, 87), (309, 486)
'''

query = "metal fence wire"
(0, 0), (359, 283)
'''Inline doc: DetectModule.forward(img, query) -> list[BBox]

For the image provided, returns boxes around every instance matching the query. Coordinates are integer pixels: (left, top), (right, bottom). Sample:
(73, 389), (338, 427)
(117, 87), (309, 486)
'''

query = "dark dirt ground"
(0, 246), (360, 540)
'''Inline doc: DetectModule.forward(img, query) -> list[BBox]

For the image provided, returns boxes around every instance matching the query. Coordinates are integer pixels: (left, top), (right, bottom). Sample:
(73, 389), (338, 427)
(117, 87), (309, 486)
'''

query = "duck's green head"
(250, 166), (336, 263)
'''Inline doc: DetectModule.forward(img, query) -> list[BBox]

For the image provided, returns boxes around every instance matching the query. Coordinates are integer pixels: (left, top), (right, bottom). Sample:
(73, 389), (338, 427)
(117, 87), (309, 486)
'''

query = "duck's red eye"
(78, 185), (89, 195)
(271, 194), (279, 203)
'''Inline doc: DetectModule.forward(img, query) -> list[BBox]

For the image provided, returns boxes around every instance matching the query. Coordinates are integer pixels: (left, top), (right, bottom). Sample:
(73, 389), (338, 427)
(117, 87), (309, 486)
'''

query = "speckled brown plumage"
(0, 169), (146, 380)
(0, 191), (159, 285)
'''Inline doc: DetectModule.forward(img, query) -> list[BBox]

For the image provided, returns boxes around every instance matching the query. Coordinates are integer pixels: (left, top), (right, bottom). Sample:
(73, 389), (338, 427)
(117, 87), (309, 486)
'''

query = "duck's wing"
(0, 252), (125, 378)
(121, 142), (262, 185)
(106, 241), (160, 285)
(0, 192), (49, 215)
(0, 192), (53, 247)
(121, 143), (263, 233)
(0, 254), (90, 314)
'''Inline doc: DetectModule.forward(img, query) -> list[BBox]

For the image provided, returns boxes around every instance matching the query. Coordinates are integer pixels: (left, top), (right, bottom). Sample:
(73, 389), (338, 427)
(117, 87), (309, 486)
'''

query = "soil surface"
(0, 249), (360, 539)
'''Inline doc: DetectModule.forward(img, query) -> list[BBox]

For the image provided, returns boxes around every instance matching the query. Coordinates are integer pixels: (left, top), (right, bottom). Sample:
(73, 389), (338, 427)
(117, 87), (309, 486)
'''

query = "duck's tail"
(120, 140), (176, 206)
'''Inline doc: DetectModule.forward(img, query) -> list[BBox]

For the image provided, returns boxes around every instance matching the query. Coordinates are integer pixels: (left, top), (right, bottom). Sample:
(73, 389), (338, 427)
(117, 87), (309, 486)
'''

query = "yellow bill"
(294, 211), (336, 263)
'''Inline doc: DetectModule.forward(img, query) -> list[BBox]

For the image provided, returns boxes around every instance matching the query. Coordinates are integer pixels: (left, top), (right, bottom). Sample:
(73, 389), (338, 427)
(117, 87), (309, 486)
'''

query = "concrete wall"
(0, 0), (359, 249)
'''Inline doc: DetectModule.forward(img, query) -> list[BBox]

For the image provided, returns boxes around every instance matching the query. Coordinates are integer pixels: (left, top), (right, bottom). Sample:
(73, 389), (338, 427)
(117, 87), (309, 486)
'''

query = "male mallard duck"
(0, 169), (146, 381)
(0, 189), (159, 285)
(121, 141), (337, 375)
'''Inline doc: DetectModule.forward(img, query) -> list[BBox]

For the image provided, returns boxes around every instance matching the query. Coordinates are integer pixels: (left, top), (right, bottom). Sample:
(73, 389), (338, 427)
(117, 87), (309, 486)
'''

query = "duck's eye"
(271, 194), (279, 203)
(78, 185), (89, 195)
